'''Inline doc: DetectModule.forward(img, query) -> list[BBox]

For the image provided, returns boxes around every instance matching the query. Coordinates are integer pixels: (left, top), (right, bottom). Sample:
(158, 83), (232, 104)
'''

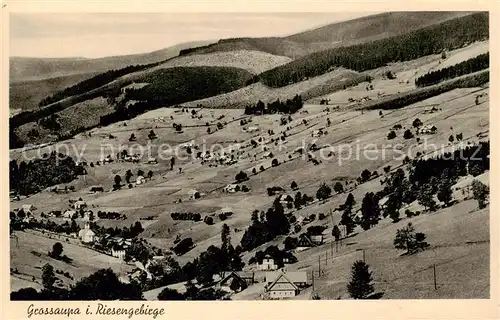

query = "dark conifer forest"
(259, 13), (488, 87)
(415, 53), (489, 87)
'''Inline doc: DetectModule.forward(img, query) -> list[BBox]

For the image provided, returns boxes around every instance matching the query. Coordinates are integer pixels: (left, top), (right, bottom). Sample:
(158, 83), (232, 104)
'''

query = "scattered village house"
(215, 271), (255, 292)
(223, 184), (238, 193)
(258, 255), (278, 271)
(188, 189), (201, 200)
(111, 245), (127, 260)
(73, 200), (87, 210)
(136, 175), (146, 185)
(78, 223), (96, 244)
(295, 234), (315, 252)
(310, 234), (324, 245)
(21, 204), (37, 215)
(63, 209), (76, 220)
(265, 271), (308, 299)
(89, 186), (104, 193)
(418, 125), (438, 135)
(243, 126), (259, 133)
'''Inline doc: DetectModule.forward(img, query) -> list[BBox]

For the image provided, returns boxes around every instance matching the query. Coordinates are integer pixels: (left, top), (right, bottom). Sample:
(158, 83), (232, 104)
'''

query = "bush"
(294, 224), (302, 233)
(235, 171), (248, 182)
(393, 223), (429, 254)
(387, 131), (397, 140)
(173, 238), (194, 255)
(403, 130), (414, 139)
(271, 159), (279, 167)
(318, 213), (326, 220)
(204, 216), (214, 225)
(316, 183), (332, 200)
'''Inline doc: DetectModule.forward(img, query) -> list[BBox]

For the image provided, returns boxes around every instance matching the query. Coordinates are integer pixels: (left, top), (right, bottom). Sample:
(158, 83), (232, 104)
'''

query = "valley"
(9, 11), (490, 301)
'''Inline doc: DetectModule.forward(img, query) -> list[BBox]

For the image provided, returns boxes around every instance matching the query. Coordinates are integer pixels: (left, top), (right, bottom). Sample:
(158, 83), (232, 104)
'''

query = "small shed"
(188, 189), (201, 200)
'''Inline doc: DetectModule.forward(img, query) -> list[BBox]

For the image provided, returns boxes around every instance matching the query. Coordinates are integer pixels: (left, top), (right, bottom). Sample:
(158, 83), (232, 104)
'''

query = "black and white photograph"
(7, 9), (492, 304)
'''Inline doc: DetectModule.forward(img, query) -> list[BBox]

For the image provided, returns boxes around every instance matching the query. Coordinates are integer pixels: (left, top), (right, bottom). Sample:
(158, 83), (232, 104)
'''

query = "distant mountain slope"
(9, 72), (100, 112)
(153, 50), (292, 74)
(10, 40), (215, 83)
(181, 12), (474, 59)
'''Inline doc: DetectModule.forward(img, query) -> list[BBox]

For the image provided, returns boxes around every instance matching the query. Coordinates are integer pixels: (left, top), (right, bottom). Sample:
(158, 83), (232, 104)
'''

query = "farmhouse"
(63, 210), (76, 219)
(147, 157), (158, 164)
(111, 245), (126, 260)
(310, 234), (324, 245)
(89, 186), (104, 193)
(216, 271), (250, 293)
(419, 125), (438, 135)
(258, 255), (278, 271)
(223, 184), (238, 193)
(188, 189), (201, 200)
(311, 128), (325, 138)
(295, 234), (315, 252)
(21, 204), (37, 214)
(78, 223), (96, 244)
(73, 200), (87, 210)
(243, 126), (259, 133)
(265, 271), (308, 299)
(219, 207), (234, 216)
(180, 141), (196, 149)
(136, 176), (146, 185)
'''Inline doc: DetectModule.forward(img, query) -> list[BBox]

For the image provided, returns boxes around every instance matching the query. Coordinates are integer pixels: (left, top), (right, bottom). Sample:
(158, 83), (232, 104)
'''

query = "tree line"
(239, 198), (290, 251)
(336, 141), (489, 235)
(259, 13), (488, 87)
(100, 66), (252, 126)
(9, 152), (83, 196)
(366, 70), (489, 111)
(415, 53), (489, 87)
(243, 95), (303, 115)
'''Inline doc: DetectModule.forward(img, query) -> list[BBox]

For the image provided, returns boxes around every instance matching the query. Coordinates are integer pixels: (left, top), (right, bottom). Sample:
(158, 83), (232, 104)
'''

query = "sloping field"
(290, 200), (489, 299)
(182, 68), (365, 108)
(16, 97), (115, 144)
(312, 41), (489, 106)
(152, 50), (292, 74)
(10, 231), (133, 290)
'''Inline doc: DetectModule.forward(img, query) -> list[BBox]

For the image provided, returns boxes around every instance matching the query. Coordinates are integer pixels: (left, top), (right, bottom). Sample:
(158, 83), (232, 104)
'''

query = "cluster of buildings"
(213, 265), (309, 299)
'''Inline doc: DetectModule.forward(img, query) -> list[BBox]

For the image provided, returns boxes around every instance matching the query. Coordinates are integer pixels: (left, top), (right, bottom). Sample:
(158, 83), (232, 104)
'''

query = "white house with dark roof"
(265, 271), (308, 299)
(21, 204), (37, 214)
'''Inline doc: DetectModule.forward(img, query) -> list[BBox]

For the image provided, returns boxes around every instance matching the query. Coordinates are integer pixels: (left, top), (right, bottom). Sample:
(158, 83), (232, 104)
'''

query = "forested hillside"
(415, 53), (489, 87)
(259, 13), (488, 87)
(100, 66), (253, 125)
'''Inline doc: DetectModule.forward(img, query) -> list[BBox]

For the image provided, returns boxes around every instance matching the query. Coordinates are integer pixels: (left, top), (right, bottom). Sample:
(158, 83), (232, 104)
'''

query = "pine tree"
(437, 178), (453, 206)
(221, 224), (231, 252)
(42, 263), (56, 291)
(347, 260), (375, 299)
(341, 206), (356, 236)
(360, 192), (381, 230)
